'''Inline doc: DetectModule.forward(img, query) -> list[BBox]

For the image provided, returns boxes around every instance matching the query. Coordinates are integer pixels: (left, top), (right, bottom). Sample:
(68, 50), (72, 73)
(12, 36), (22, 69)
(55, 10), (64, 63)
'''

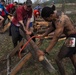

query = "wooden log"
(19, 29), (56, 73)
(0, 16), (13, 34)
(9, 39), (24, 57)
(0, 22), (11, 33)
(10, 53), (32, 75)
(35, 21), (49, 26)
(35, 18), (44, 21)
(7, 55), (11, 75)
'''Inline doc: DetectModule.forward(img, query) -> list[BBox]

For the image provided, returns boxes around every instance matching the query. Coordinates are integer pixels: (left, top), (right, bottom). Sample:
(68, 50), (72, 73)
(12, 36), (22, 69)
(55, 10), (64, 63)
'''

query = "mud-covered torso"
(62, 15), (75, 36)
(52, 12), (76, 37)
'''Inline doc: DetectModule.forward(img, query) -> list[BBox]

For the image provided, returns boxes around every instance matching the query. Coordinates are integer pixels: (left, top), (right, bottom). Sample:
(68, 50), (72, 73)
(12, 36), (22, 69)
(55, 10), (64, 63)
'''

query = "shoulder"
(0, 4), (3, 7)
(60, 14), (70, 24)
(17, 6), (23, 10)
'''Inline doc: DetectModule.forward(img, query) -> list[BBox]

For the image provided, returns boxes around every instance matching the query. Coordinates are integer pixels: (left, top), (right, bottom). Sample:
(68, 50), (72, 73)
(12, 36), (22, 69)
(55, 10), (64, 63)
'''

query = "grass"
(16, 39), (74, 75)
(0, 30), (75, 75)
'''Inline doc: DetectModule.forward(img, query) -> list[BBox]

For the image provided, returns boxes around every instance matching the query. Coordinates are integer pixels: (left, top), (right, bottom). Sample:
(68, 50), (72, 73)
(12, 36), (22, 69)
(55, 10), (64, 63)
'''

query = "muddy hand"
(37, 50), (45, 57)
(26, 30), (32, 35)
(37, 35), (44, 46)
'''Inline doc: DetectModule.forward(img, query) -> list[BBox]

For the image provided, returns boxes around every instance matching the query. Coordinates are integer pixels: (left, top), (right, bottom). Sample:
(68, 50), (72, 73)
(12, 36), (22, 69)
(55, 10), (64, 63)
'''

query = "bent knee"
(55, 56), (62, 62)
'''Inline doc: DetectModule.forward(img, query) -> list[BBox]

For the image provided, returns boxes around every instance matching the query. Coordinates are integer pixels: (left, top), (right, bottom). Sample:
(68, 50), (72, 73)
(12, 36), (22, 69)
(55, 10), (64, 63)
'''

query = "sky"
(14, 0), (48, 3)
(14, 0), (35, 3)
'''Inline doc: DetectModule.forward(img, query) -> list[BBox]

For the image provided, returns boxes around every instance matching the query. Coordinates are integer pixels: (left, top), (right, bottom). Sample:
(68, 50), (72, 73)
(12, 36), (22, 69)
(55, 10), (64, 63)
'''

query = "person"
(0, 15), (4, 28)
(6, 1), (18, 14)
(38, 5), (76, 75)
(0, 0), (9, 28)
(34, 4), (42, 12)
(29, 12), (36, 42)
(10, 0), (33, 48)
(34, 4), (42, 18)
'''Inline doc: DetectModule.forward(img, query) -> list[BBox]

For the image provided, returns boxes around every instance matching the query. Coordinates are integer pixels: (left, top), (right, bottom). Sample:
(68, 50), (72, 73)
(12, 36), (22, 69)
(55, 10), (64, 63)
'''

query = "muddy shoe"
(70, 72), (76, 75)
(72, 72), (76, 75)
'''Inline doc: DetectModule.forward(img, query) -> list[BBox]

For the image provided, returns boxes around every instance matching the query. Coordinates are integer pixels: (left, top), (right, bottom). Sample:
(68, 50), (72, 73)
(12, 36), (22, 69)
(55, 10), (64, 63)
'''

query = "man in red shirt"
(6, 2), (17, 14)
(10, 0), (32, 48)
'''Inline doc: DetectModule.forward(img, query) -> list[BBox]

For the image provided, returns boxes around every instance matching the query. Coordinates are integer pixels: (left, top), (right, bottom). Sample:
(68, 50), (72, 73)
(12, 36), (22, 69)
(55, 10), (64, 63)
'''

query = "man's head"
(38, 4), (40, 6)
(13, 1), (18, 6)
(24, 0), (32, 11)
(41, 6), (56, 22)
(26, 0), (32, 6)
(1, 0), (5, 6)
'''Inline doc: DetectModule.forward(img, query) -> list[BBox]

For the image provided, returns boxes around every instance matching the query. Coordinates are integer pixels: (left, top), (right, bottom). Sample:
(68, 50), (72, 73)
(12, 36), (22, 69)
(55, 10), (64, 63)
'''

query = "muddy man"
(38, 5), (76, 75)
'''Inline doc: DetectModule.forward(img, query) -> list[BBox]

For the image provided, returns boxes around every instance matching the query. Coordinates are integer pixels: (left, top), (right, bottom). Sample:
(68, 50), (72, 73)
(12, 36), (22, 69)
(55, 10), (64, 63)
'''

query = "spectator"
(29, 12), (36, 42)
(34, 4), (42, 18)
(0, 0), (9, 28)
(6, 1), (18, 14)
(34, 4), (42, 12)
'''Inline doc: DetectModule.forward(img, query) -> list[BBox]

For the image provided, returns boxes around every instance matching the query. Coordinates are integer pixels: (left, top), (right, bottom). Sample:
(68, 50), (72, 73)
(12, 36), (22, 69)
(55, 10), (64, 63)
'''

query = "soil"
(0, 31), (13, 57)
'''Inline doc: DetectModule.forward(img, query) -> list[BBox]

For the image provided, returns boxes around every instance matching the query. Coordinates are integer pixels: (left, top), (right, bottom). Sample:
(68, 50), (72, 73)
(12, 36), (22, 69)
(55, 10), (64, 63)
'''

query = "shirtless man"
(38, 6), (76, 75)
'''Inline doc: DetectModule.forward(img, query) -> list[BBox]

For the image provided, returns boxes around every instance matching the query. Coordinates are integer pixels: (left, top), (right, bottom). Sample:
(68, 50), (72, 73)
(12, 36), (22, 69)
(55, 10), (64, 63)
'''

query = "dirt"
(0, 31), (13, 56)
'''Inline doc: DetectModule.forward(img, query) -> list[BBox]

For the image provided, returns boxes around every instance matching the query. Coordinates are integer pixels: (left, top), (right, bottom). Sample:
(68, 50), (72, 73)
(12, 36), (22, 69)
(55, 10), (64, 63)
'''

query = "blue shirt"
(0, 3), (8, 16)
(34, 5), (42, 10)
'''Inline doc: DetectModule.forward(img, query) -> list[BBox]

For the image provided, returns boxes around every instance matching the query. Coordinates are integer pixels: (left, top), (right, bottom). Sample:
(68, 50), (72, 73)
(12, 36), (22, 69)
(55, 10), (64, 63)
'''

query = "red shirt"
(6, 4), (15, 13)
(1, 10), (6, 17)
(12, 6), (32, 25)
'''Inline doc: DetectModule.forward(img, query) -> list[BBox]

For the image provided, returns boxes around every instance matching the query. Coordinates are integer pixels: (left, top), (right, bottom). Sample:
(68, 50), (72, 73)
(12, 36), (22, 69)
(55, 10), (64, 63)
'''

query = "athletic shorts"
(58, 34), (76, 58)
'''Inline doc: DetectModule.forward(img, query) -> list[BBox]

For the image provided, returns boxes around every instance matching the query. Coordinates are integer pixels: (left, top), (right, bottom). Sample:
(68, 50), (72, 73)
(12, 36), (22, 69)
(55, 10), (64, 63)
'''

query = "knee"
(55, 56), (62, 63)
(0, 16), (4, 23)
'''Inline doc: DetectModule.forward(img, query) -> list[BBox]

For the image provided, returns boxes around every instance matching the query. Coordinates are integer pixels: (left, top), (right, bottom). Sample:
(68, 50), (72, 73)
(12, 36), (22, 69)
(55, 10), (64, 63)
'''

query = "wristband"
(44, 50), (49, 55)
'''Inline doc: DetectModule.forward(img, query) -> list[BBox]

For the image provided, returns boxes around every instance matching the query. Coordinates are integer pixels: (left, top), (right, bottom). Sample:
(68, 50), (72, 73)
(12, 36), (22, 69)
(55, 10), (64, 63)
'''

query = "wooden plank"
(9, 39), (24, 57)
(10, 53), (32, 75)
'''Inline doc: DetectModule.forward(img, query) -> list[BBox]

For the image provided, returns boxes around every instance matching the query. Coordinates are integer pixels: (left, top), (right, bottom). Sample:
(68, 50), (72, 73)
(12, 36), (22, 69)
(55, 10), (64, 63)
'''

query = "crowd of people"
(0, 0), (76, 75)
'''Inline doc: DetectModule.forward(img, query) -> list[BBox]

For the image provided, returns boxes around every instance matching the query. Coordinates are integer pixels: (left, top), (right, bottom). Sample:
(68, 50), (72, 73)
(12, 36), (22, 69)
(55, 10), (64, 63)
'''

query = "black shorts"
(58, 36), (76, 59)
(58, 45), (76, 58)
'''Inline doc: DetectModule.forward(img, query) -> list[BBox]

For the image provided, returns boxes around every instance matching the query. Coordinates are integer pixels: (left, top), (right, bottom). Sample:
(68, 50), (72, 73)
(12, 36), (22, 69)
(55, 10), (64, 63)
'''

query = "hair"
(14, 1), (18, 4)
(52, 5), (55, 11)
(1, 0), (5, 2)
(41, 6), (55, 18)
(25, 0), (32, 6)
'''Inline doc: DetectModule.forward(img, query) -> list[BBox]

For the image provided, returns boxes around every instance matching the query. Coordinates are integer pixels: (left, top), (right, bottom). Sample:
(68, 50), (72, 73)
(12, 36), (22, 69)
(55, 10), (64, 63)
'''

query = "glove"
(44, 50), (49, 55)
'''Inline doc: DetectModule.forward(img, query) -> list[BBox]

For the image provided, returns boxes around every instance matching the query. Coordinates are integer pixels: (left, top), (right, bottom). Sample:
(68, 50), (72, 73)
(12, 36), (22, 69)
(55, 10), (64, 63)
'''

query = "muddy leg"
(55, 44), (69, 75)
(70, 55), (76, 75)
(55, 57), (66, 75)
